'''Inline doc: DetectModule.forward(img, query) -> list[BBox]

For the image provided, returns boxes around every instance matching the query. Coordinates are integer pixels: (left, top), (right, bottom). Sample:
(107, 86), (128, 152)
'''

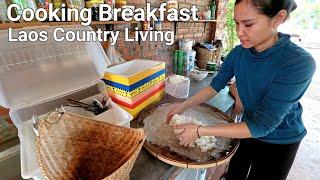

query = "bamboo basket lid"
(36, 111), (145, 180)
(138, 102), (240, 169)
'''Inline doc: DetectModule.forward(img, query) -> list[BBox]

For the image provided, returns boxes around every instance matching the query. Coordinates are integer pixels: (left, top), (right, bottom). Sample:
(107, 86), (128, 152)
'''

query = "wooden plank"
(163, 167), (184, 180)
(0, 144), (19, 163)
(165, 20), (217, 23)
(205, 163), (229, 180)
(0, 21), (137, 30)
(0, 20), (212, 30)
(196, 20), (217, 23)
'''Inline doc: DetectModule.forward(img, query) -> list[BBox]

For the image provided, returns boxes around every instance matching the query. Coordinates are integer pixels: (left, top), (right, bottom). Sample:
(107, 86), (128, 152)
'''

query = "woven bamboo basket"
(195, 47), (217, 69)
(137, 102), (239, 169)
(36, 111), (145, 180)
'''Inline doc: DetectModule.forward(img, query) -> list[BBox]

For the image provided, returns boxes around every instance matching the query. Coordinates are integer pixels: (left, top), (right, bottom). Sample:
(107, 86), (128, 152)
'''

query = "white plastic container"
(0, 25), (131, 179)
(63, 93), (132, 128)
(189, 70), (208, 81)
(165, 75), (190, 99)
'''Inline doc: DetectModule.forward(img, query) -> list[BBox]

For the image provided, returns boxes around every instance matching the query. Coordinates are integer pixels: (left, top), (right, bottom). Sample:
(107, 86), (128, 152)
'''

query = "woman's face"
(234, 1), (278, 50)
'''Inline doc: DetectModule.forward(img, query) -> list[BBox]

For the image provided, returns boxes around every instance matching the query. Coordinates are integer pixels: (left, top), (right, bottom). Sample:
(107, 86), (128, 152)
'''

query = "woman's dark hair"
(235, 0), (297, 19)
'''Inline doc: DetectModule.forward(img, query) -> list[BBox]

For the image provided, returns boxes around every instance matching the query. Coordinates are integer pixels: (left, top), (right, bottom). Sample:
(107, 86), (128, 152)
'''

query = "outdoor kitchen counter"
(130, 73), (235, 180)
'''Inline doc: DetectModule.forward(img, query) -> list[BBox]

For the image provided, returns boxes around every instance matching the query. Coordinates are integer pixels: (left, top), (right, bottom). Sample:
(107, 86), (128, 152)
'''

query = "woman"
(166, 0), (316, 180)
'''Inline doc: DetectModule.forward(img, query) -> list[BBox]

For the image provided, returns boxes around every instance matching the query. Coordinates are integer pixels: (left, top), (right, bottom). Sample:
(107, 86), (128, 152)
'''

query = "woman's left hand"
(173, 123), (199, 147)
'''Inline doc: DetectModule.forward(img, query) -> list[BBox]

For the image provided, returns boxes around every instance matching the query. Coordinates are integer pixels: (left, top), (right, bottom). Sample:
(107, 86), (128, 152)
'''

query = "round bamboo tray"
(138, 102), (240, 169)
(36, 111), (145, 180)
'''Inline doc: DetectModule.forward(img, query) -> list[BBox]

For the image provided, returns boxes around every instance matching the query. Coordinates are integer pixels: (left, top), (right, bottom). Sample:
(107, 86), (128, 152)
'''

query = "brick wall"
(103, 0), (225, 73)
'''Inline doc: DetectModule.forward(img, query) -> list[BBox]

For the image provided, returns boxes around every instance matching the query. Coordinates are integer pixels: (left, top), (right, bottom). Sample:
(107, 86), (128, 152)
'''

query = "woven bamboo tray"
(137, 102), (239, 169)
(36, 111), (145, 180)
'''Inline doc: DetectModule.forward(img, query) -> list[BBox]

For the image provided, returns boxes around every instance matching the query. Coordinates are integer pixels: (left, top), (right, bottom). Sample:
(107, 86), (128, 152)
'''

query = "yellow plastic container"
(104, 60), (165, 86)
(106, 74), (165, 98)
(119, 90), (165, 119)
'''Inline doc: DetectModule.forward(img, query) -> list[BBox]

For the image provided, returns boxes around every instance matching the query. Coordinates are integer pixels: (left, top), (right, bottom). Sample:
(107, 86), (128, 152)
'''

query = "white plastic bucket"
(165, 75), (190, 99)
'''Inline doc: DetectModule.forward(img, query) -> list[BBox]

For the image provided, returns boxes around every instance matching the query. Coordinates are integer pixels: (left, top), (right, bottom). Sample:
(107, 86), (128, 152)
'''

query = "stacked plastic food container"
(104, 60), (165, 118)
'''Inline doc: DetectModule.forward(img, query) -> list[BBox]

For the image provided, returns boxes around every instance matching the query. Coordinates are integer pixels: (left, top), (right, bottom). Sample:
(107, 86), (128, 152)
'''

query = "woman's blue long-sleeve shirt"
(210, 33), (316, 144)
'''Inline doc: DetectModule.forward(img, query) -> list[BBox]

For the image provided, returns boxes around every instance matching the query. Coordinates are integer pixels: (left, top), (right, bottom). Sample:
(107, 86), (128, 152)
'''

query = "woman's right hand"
(233, 99), (244, 114)
(166, 87), (217, 124)
(166, 103), (185, 124)
(229, 82), (243, 114)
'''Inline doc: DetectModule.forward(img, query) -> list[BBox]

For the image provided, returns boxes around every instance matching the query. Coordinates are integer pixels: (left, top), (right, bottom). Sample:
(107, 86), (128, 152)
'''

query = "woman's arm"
(229, 82), (244, 114)
(198, 122), (251, 138)
(245, 55), (316, 138)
